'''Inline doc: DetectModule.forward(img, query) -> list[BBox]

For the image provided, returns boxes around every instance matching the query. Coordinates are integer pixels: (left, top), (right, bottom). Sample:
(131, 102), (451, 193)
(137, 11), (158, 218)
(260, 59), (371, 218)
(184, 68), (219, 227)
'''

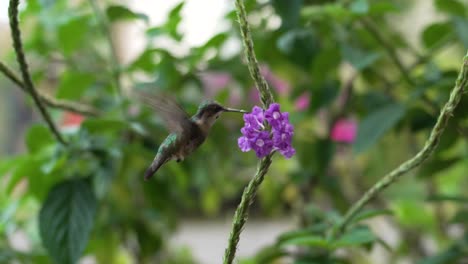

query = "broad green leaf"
(350, 0), (369, 14)
(418, 246), (464, 264)
(451, 210), (468, 223)
(271, 0), (302, 29)
(39, 179), (97, 264)
(106, 5), (149, 22)
(341, 45), (380, 70)
(332, 226), (376, 248)
(26, 124), (55, 153)
(280, 235), (329, 249)
(56, 72), (95, 100)
(454, 17), (468, 48)
(277, 29), (320, 68)
(422, 22), (453, 49)
(434, 0), (466, 17)
(353, 103), (406, 153)
(57, 15), (90, 55)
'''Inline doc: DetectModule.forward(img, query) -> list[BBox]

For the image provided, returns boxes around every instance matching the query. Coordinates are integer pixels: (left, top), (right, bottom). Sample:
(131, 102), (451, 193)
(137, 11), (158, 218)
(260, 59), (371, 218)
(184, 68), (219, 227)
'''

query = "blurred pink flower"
(294, 91), (310, 111)
(200, 71), (232, 97)
(260, 65), (291, 96)
(330, 118), (357, 143)
(249, 87), (260, 103)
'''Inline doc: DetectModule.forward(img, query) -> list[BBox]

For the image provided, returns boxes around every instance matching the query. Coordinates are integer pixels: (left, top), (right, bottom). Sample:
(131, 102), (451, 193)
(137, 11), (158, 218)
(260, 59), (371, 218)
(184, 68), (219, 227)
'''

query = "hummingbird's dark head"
(194, 101), (246, 131)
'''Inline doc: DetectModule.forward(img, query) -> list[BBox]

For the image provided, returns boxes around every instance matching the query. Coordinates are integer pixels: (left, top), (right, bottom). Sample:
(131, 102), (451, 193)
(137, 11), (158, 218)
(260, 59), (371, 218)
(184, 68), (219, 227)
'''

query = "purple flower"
(238, 103), (295, 159)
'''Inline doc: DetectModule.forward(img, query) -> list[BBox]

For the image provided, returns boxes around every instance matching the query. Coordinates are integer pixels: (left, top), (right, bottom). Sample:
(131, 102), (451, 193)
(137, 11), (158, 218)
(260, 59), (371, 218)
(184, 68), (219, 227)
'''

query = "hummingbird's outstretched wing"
(135, 91), (192, 134)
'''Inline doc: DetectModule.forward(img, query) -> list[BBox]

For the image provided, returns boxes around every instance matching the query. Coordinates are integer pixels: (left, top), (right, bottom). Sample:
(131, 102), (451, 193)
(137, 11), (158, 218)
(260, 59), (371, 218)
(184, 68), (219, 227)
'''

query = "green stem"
(88, 0), (123, 103)
(360, 18), (415, 86)
(234, 0), (274, 108)
(0, 61), (100, 116)
(331, 50), (468, 237)
(223, 1), (276, 263)
(8, 0), (67, 145)
(223, 155), (272, 264)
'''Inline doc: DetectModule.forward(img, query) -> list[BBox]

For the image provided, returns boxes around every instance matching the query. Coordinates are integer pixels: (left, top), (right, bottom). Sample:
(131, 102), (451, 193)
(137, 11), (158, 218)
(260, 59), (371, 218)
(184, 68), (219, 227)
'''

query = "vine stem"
(331, 50), (468, 238)
(88, 0), (123, 103)
(8, 0), (67, 145)
(0, 61), (100, 116)
(223, 0), (275, 263)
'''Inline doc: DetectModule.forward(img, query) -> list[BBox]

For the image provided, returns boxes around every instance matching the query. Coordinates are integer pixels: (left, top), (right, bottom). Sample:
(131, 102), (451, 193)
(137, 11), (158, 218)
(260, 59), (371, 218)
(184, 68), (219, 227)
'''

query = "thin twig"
(360, 18), (415, 86)
(8, 0), (67, 145)
(331, 50), (468, 237)
(223, 0), (276, 263)
(88, 0), (123, 102)
(0, 61), (100, 116)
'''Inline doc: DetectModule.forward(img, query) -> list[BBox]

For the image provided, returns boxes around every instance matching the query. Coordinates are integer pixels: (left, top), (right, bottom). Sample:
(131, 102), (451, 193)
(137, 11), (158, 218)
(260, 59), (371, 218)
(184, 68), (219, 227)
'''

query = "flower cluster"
(238, 103), (295, 158)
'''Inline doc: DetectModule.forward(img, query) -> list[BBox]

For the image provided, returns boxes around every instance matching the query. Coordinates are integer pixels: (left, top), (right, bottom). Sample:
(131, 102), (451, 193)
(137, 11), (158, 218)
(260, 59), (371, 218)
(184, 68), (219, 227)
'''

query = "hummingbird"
(137, 92), (247, 180)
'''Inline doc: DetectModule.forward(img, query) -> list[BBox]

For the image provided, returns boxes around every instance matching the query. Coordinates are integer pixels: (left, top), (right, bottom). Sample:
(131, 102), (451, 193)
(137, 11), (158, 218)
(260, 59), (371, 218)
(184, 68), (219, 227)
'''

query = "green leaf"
(350, 0), (369, 14)
(341, 45), (380, 70)
(427, 194), (468, 203)
(332, 226), (376, 248)
(56, 72), (95, 100)
(271, 0), (302, 29)
(57, 16), (89, 55)
(454, 17), (468, 48)
(434, 0), (466, 17)
(81, 118), (127, 134)
(277, 29), (320, 68)
(280, 235), (329, 249)
(39, 179), (97, 264)
(422, 22), (453, 49)
(350, 209), (393, 225)
(106, 5), (149, 22)
(26, 124), (55, 153)
(451, 210), (468, 223)
(165, 2), (184, 41)
(353, 103), (406, 153)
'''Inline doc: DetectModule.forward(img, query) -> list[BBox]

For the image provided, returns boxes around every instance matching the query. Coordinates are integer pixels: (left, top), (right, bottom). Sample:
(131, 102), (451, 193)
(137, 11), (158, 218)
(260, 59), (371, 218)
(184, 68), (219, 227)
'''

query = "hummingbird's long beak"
(223, 107), (248, 113)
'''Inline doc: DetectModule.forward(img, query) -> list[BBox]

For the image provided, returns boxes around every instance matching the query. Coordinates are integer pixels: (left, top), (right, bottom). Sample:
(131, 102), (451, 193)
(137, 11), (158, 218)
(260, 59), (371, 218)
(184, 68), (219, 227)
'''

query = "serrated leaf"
(39, 179), (97, 264)
(332, 227), (376, 248)
(353, 103), (406, 153)
(106, 5), (148, 22)
(26, 124), (55, 153)
(56, 72), (95, 100)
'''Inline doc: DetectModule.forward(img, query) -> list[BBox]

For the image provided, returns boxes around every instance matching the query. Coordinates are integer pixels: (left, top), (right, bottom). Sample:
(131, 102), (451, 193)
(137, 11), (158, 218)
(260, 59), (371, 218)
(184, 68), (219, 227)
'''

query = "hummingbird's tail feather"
(144, 157), (167, 181)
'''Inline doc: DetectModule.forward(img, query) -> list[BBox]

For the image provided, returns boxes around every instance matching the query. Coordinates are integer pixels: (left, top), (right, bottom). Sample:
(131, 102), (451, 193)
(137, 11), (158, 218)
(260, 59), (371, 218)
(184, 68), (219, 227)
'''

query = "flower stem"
(331, 50), (468, 238)
(223, 1), (276, 263)
(223, 155), (272, 264)
(8, 0), (67, 145)
(234, 0), (274, 108)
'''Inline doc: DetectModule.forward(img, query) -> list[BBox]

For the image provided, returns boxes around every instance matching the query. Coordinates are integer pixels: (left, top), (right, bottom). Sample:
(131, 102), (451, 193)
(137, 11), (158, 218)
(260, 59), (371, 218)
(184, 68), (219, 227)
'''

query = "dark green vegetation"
(0, 0), (467, 263)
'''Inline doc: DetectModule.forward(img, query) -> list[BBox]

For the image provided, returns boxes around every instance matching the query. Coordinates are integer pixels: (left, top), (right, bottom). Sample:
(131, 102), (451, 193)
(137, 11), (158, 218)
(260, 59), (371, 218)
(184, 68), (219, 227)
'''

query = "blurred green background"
(0, 0), (467, 263)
